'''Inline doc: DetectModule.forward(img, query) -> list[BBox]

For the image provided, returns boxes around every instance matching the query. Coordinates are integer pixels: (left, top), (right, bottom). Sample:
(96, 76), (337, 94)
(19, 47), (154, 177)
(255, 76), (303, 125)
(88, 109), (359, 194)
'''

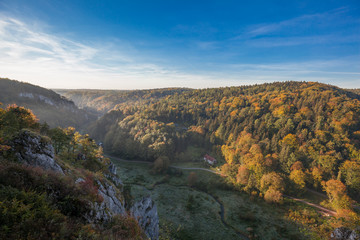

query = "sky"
(0, 0), (359, 89)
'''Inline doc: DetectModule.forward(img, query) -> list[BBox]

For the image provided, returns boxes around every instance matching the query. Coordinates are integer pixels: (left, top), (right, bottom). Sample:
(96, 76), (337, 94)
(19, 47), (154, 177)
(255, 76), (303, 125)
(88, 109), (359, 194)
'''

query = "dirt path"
(105, 154), (152, 164)
(284, 195), (337, 216)
(170, 165), (337, 216)
(306, 188), (360, 212)
(170, 166), (219, 174)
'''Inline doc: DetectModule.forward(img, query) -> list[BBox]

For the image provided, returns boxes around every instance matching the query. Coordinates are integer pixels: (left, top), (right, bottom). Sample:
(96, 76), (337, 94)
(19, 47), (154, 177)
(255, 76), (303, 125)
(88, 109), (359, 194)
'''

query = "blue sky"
(0, 0), (359, 89)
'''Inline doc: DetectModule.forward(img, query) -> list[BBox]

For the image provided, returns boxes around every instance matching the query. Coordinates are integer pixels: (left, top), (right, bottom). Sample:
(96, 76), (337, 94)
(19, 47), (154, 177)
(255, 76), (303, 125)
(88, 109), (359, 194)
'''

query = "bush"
(264, 187), (283, 204)
(102, 215), (145, 239)
(0, 186), (69, 239)
(0, 162), (100, 218)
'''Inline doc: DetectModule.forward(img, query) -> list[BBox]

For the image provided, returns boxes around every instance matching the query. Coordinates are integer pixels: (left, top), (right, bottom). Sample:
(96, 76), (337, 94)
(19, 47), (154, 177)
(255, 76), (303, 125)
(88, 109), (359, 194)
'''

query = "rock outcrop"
(87, 179), (126, 222)
(105, 163), (123, 188)
(12, 130), (64, 174)
(131, 196), (159, 240)
(331, 227), (360, 240)
(12, 130), (159, 239)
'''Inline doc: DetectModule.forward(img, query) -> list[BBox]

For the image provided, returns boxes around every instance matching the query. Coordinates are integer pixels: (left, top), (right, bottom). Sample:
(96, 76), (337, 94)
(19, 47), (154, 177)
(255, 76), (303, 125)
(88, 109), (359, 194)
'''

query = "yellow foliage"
(281, 134), (297, 147)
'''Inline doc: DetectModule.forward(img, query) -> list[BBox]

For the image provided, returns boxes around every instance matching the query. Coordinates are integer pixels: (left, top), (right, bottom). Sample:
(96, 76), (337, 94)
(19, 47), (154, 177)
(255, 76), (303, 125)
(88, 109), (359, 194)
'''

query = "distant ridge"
(0, 78), (96, 128)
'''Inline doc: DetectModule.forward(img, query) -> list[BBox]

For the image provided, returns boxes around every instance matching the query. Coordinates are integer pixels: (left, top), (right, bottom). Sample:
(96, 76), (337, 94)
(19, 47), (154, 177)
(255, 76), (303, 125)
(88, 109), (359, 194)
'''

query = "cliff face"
(131, 197), (160, 240)
(11, 130), (159, 239)
(12, 130), (64, 174)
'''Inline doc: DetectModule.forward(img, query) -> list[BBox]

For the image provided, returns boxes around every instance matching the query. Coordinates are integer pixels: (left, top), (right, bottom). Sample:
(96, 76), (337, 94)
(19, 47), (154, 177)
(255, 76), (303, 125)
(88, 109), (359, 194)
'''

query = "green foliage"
(0, 104), (39, 140)
(185, 194), (199, 212)
(0, 163), (99, 217)
(89, 82), (360, 202)
(153, 156), (170, 174)
(101, 215), (145, 239)
(0, 186), (69, 240)
(0, 102), (145, 239)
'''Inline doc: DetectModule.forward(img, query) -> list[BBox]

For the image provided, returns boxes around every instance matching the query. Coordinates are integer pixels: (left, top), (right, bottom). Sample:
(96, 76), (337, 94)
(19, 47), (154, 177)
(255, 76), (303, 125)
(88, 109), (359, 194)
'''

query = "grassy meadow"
(111, 159), (323, 240)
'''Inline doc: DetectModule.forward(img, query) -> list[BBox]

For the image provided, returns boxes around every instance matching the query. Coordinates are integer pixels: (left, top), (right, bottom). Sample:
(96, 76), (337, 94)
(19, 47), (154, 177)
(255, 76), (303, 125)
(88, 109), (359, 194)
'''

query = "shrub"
(264, 187), (283, 204)
(101, 215), (145, 239)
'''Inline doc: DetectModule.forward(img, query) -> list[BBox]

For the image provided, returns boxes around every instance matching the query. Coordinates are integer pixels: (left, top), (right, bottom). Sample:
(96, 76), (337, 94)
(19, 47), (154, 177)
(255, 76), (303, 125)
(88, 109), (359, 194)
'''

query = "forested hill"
(347, 88), (360, 96)
(55, 88), (191, 115)
(88, 81), (360, 211)
(0, 78), (96, 128)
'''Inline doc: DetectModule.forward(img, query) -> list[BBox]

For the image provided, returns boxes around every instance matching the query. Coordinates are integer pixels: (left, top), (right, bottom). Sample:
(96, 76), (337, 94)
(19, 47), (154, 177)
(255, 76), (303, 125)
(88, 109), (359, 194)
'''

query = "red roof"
(204, 154), (216, 162)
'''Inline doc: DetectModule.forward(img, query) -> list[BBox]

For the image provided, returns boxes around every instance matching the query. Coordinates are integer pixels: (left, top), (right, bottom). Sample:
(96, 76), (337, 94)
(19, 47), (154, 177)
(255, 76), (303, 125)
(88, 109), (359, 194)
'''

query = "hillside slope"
(87, 82), (360, 210)
(55, 88), (191, 115)
(0, 104), (159, 239)
(0, 78), (96, 128)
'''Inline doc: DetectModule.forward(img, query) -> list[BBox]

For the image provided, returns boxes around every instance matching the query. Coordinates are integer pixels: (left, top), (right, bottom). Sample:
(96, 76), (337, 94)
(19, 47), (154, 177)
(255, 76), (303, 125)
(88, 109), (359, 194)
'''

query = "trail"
(306, 188), (360, 212)
(108, 154), (337, 217)
(169, 165), (337, 216)
(283, 195), (337, 216)
(110, 155), (249, 240)
(170, 166), (219, 174)
(105, 155), (151, 164)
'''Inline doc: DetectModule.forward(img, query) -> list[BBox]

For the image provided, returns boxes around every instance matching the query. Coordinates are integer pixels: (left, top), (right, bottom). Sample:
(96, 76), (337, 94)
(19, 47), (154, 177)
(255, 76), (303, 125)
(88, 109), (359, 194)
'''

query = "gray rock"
(109, 163), (117, 175)
(350, 230), (360, 240)
(331, 227), (360, 240)
(75, 177), (85, 184)
(131, 196), (159, 240)
(87, 180), (126, 223)
(105, 163), (123, 188)
(12, 130), (64, 174)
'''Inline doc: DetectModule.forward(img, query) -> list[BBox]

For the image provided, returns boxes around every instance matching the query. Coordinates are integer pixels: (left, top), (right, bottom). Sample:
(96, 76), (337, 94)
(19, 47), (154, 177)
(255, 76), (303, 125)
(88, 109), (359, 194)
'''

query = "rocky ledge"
(12, 130), (64, 174)
(12, 130), (159, 239)
(131, 196), (160, 240)
(331, 227), (360, 240)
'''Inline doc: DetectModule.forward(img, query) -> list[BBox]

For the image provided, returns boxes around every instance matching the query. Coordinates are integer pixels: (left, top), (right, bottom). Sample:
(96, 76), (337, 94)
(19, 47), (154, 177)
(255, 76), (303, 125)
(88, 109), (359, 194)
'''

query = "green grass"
(112, 158), (310, 240)
(217, 190), (305, 240)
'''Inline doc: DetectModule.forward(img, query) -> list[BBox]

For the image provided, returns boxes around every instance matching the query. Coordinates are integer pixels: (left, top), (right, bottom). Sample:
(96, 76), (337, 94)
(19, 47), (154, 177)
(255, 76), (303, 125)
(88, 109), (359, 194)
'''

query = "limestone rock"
(12, 130), (64, 174)
(331, 227), (360, 240)
(87, 180), (126, 223)
(105, 163), (123, 188)
(131, 196), (159, 240)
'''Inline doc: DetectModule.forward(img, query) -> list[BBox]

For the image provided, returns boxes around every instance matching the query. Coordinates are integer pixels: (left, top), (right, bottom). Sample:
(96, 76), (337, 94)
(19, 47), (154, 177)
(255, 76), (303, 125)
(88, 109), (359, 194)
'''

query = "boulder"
(331, 227), (360, 240)
(12, 130), (64, 174)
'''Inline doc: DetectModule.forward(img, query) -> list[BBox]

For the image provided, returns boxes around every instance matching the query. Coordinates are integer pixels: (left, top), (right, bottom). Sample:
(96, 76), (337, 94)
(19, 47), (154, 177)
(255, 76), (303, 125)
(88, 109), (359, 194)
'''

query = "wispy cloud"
(0, 14), (186, 89)
(0, 14), (359, 89)
(246, 34), (359, 47)
(244, 7), (351, 38)
(230, 7), (360, 49)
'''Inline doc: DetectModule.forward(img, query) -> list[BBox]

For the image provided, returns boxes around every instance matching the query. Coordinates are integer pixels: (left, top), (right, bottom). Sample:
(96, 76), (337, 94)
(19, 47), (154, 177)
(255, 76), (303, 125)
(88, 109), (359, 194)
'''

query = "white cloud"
(244, 7), (351, 38)
(230, 7), (360, 50)
(246, 34), (359, 47)
(0, 14), (359, 89)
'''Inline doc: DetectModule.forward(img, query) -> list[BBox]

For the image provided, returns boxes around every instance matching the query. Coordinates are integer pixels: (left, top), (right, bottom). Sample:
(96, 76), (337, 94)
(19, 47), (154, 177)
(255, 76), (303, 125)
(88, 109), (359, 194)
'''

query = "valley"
(1, 78), (360, 239)
(2, 1), (359, 239)
(109, 155), (341, 239)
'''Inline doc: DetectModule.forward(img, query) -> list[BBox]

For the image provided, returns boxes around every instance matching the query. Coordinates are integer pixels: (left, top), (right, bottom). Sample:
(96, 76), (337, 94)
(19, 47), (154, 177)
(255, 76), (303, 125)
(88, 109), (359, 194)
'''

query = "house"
(204, 154), (217, 165)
